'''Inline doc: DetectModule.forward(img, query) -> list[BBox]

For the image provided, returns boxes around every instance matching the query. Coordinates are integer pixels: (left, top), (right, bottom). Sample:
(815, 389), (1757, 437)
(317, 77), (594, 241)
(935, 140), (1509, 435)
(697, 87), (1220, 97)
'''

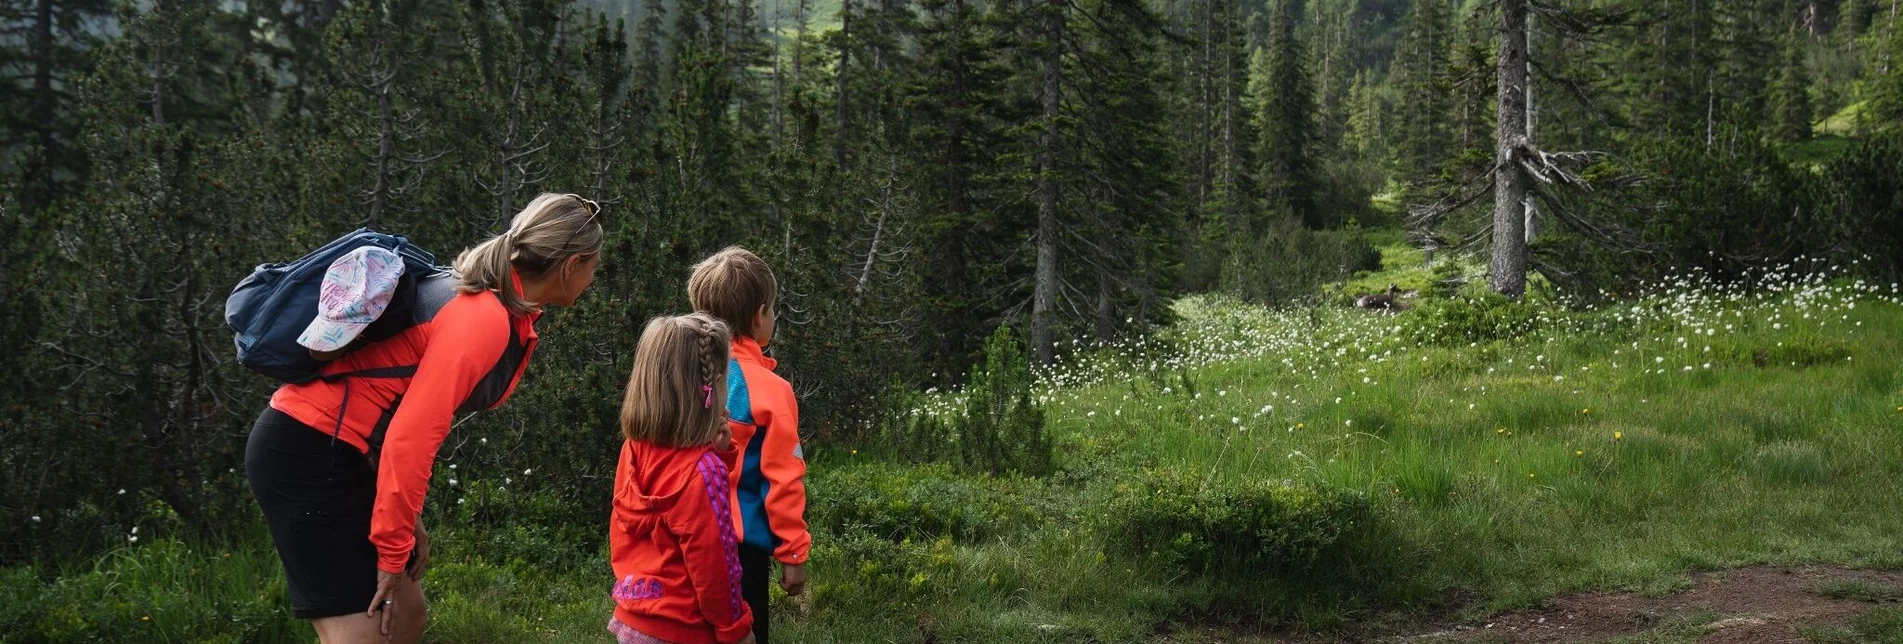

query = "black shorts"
(245, 407), (383, 619)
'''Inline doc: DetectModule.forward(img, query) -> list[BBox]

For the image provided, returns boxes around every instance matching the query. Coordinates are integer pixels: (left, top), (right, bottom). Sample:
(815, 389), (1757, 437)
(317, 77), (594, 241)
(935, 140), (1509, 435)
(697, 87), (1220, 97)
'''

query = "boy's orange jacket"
(610, 439), (754, 644)
(723, 336), (811, 565)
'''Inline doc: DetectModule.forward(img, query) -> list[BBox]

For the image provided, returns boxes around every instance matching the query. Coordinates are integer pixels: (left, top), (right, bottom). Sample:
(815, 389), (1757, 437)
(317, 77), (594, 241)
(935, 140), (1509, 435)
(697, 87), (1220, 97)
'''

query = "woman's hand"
(407, 524), (431, 582)
(366, 569), (404, 637)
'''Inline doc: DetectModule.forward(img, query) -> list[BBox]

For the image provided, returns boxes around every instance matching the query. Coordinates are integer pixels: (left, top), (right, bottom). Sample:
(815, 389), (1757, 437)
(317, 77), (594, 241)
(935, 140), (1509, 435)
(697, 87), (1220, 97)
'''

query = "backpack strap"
(317, 366), (420, 474)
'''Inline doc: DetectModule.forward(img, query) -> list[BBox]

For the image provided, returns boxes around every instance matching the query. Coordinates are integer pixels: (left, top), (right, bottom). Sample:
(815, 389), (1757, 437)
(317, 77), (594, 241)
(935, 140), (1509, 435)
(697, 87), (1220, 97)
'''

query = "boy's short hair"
(688, 246), (778, 339)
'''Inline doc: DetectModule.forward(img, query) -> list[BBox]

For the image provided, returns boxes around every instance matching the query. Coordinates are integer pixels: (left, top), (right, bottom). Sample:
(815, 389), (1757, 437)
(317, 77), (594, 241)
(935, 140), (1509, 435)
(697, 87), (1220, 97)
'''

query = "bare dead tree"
(355, 38), (445, 229)
(475, 57), (552, 229)
(852, 153), (915, 307)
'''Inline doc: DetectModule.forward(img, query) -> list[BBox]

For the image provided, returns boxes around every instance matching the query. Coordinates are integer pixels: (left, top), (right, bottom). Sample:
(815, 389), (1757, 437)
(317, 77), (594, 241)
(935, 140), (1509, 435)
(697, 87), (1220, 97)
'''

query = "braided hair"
(620, 313), (732, 447)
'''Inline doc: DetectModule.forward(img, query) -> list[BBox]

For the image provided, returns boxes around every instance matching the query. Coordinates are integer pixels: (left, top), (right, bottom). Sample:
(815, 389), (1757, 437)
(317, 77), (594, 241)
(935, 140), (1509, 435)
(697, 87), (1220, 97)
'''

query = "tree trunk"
(1032, 0), (1063, 366)
(368, 46), (396, 229)
(150, 11), (166, 126)
(1523, 8), (1539, 244)
(28, 0), (58, 207)
(834, 0), (853, 166)
(1220, 0), (1237, 210)
(1489, 0), (1529, 297)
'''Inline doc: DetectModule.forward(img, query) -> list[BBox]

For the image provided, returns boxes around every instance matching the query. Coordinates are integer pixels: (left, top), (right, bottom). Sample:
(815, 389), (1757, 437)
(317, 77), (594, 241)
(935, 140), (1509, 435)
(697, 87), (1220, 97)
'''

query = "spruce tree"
(1390, 0), (1453, 195)
(1249, 0), (1321, 229)
(1773, 29), (1815, 142)
(0, 0), (112, 210)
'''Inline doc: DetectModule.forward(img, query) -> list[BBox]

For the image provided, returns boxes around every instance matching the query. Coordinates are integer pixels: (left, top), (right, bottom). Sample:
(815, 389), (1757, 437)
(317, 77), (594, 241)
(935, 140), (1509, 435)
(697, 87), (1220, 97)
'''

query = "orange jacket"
(610, 439), (754, 644)
(270, 273), (538, 574)
(723, 337), (810, 565)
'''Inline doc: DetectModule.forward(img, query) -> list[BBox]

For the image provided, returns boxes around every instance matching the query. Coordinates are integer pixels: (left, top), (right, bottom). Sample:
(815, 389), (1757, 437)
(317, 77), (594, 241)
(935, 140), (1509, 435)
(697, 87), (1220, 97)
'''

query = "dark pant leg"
(245, 408), (380, 619)
(739, 544), (771, 644)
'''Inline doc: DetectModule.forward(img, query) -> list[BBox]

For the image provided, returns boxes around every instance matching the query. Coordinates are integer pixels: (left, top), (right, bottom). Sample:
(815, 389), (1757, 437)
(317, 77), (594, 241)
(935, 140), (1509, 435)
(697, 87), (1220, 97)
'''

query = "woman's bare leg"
(310, 576), (428, 644)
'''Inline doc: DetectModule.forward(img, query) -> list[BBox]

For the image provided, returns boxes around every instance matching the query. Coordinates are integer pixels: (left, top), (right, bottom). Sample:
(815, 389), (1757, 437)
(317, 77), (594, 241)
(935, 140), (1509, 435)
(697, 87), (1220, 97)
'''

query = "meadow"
(6, 261), (1903, 643)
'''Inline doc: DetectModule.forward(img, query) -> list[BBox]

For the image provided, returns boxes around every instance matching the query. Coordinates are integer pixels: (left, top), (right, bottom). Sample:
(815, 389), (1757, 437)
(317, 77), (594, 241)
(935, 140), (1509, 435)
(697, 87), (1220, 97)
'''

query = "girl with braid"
(607, 313), (757, 644)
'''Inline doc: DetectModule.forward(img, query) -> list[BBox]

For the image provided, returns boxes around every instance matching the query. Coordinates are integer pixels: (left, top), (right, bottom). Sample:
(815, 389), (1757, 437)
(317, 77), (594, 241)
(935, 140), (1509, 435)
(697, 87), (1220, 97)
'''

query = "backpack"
(226, 228), (458, 384)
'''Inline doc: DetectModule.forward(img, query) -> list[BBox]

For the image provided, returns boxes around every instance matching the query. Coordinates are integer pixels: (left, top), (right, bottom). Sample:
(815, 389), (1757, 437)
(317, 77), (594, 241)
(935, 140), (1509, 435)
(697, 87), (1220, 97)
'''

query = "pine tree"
(0, 0), (112, 210)
(1249, 0), (1321, 229)
(907, 0), (1028, 371)
(1712, 0), (1780, 136)
(53, 0), (262, 535)
(1390, 0), (1453, 194)
(1773, 29), (1814, 142)
(1170, 0), (1254, 290)
(1449, 11), (1493, 157)
(1344, 69), (1388, 162)
(1068, 0), (1183, 338)
(1308, 0), (1355, 157)
(1621, 0), (1717, 140)
(1867, 5), (1903, 128)
(579, 14), (635, 202)
(322, 0), (442, 230)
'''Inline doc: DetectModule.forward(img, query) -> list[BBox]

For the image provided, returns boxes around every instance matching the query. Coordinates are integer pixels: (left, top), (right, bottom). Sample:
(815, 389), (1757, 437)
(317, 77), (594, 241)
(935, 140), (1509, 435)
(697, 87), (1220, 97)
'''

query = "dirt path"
(1395, 565), (1903, 643)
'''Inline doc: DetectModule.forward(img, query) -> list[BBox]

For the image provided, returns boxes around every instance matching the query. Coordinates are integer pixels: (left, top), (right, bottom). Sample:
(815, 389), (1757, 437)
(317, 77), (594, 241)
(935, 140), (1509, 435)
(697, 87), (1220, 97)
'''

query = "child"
(688, 248), (810, 644)
(609, 313), (756, 644)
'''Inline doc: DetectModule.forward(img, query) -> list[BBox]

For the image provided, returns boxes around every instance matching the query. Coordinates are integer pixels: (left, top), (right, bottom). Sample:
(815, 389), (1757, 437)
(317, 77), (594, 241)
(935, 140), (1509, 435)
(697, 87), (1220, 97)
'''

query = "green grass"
(10, 272), (1903, 642)
(1785, 134), (1858, 168)
(1817, 101), (1869, 137)
(1820, 580), (1903, 604)
(1798, 606), (1903, 643)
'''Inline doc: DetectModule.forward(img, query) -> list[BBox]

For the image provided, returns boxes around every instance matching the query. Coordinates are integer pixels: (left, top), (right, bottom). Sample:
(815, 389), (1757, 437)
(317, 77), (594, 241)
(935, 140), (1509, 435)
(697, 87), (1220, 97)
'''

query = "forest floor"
(1391, 565), (1903, 644)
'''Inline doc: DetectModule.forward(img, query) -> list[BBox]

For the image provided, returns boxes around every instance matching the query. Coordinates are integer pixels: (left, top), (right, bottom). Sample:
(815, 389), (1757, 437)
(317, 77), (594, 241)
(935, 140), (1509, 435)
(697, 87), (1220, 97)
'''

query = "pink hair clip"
(702, 384), (714, 408)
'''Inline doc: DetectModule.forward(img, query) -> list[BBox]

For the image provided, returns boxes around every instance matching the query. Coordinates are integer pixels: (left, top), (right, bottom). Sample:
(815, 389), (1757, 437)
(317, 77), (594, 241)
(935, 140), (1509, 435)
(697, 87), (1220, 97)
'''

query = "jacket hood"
(620, 440), (709, 531)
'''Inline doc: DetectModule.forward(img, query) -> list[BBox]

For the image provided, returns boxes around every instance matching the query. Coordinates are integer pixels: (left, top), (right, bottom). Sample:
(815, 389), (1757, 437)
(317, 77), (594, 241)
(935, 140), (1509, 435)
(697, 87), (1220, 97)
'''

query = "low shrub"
(1402, 291), (1552, 346)
(808, 462), (1040, 544)
(1098, 469), (1391, 589)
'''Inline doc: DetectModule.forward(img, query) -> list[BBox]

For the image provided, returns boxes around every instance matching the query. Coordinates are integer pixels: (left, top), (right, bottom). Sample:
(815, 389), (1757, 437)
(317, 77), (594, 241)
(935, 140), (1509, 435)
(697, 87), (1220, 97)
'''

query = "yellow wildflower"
(1614, 431), (1623, 441)
(1575, 450), (1585, 457)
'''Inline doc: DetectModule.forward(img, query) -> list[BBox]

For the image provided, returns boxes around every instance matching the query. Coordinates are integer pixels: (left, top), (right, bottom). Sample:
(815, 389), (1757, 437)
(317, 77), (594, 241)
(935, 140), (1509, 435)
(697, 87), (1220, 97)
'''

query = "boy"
(687, 247), (810, 644)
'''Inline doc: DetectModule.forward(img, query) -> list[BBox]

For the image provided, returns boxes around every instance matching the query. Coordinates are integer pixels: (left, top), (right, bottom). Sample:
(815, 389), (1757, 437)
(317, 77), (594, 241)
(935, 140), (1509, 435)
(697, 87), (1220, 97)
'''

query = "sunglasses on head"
(560, 194), (602, 253)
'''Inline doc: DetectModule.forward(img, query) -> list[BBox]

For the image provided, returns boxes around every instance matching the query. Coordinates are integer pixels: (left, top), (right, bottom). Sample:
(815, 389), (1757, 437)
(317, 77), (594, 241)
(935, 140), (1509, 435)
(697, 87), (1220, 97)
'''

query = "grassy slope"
(8, 274), (1903, 643)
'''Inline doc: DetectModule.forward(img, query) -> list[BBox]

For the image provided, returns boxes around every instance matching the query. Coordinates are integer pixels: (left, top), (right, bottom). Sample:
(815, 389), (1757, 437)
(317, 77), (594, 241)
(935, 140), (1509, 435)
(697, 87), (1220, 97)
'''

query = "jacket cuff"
(717, 611), (755, 643)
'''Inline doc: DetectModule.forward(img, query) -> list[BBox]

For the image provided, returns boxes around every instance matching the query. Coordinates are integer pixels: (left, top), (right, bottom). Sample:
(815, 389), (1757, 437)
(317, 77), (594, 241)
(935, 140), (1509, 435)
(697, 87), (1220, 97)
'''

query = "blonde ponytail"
(452, 193), (605, 314)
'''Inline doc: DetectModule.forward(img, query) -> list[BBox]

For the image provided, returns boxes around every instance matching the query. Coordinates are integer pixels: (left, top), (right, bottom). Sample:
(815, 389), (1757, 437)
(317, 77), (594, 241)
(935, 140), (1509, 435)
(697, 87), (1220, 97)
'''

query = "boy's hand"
(780, 563), (807, 596)
(713, 424), (733, 451)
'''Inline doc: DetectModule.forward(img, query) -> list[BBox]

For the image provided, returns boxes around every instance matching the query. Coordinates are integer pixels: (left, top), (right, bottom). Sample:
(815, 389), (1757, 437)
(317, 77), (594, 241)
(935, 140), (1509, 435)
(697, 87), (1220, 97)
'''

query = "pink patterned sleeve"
(675, 451), (753, 642)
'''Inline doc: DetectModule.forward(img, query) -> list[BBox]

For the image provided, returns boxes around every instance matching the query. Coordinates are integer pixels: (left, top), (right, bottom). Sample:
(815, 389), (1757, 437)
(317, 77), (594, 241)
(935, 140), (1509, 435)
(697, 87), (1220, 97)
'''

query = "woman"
(246, 193), (604, 643)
